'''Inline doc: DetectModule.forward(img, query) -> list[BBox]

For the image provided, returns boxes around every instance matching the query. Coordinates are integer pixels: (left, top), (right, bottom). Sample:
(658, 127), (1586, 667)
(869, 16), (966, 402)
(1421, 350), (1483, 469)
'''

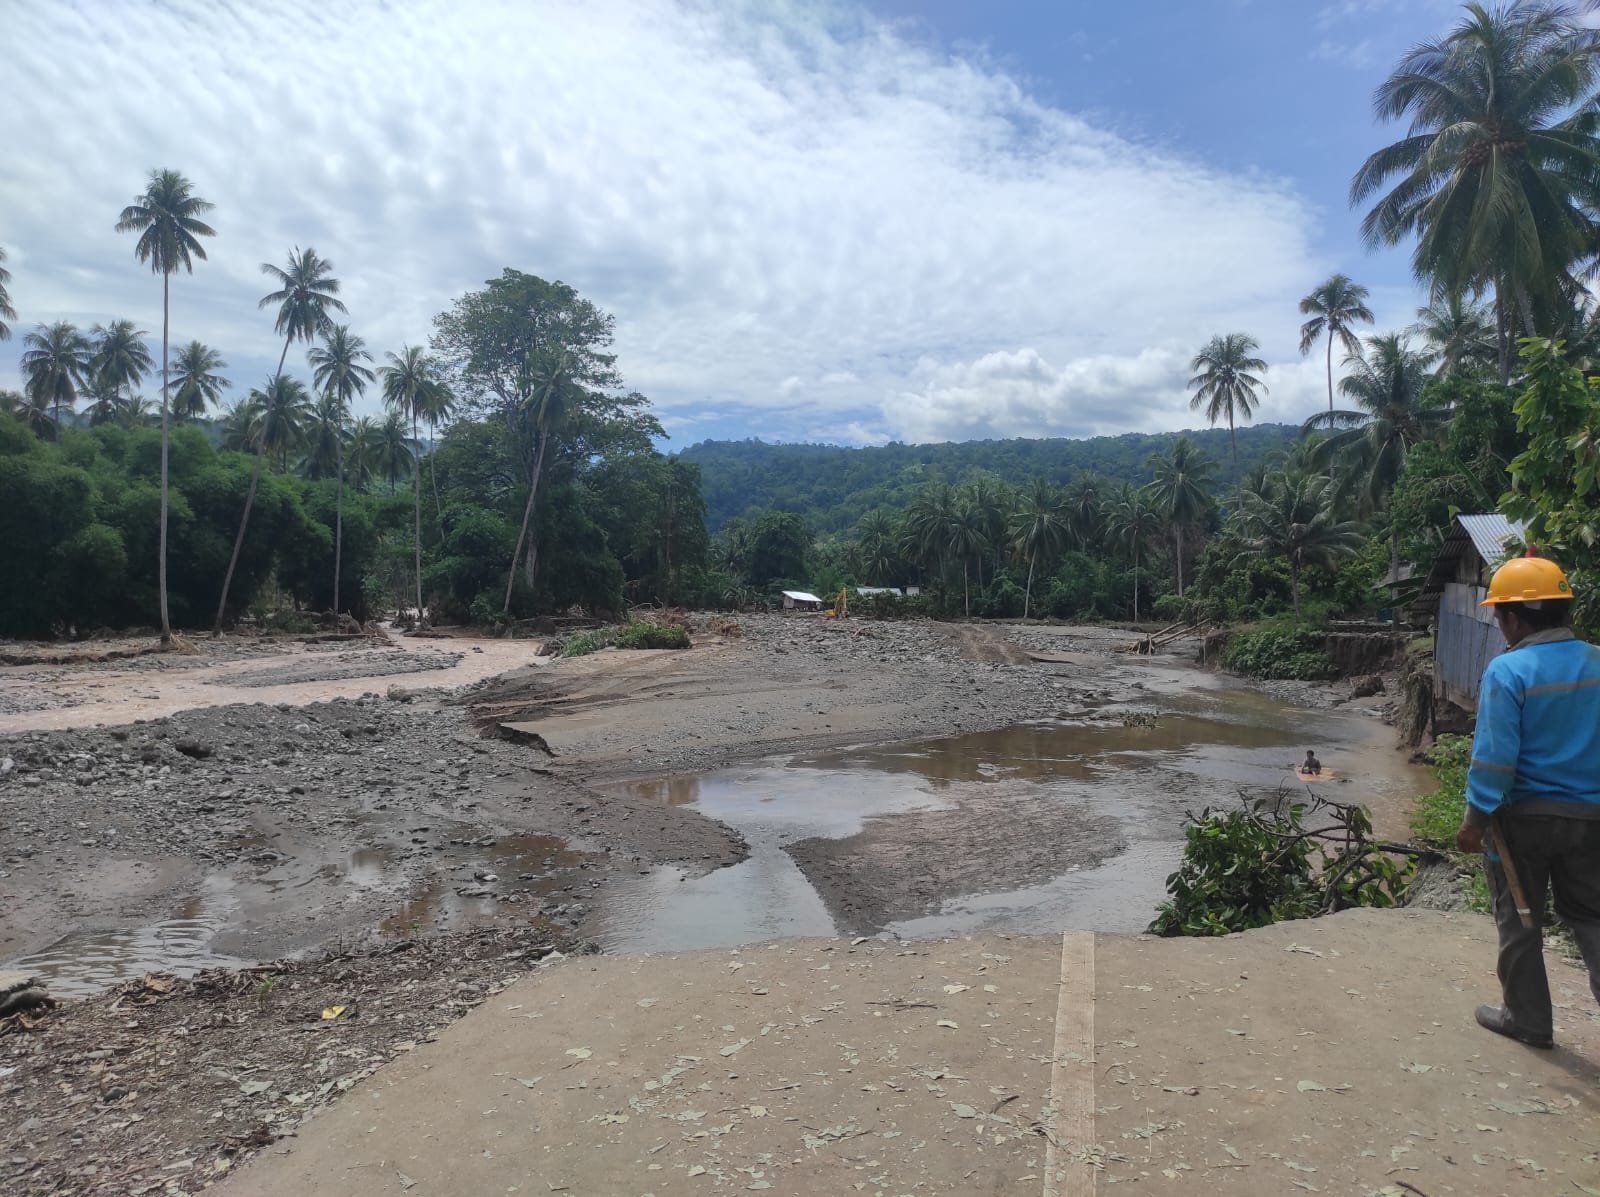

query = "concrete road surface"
(221, 909), (1600, 1196)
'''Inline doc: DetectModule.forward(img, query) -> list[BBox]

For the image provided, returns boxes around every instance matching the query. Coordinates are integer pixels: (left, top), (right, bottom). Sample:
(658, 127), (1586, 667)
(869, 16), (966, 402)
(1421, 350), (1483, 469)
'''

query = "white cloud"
(2, 0), (1413, 445)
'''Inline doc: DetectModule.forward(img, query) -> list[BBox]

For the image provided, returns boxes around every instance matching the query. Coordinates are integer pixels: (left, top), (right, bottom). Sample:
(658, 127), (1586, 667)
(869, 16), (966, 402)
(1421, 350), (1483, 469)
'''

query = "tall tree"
(210, 376), (313, 629)
(308, 325), (374, 615)
(380, 345), (441, 619)
(1304, 332), (1449, 581)
(116, 168), (216, 642)
(215, 248), (344, 633)
(0, 246), (17, 340)
(1009, 477), (1069, 619)
(852, 509), (903, 585)
(1236, 470), (1364, 617)
(431, 271), (651, 615)
(1188, 333), (1268, 477)
(1352, 2), (1600, 383)
(20, 322), (92, 437)
(1104, 482), (1161, 621)
(1410, 293), (1499, 377)
(89, 320), (153, 415)
(902, 482), (960, 593)
(947, 498), (988, 617)
(1298, 273), (1374, 412)
(171, 341), (230, 419)
(1145, 437), (1217, 596)
(345, 415), (385, 493)
(375, 411), (417, 495)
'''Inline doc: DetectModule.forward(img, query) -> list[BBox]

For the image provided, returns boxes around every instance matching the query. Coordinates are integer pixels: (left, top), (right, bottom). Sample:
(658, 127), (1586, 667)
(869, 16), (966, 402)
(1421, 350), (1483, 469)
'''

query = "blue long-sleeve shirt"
(1464, 629), (1600, 826)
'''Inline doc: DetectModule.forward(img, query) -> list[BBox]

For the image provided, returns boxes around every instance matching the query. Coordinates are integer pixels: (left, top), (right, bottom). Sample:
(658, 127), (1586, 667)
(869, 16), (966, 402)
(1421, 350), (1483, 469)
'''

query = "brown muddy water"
(588, 685), (1427, 952)
(6, 682), (1427, 994)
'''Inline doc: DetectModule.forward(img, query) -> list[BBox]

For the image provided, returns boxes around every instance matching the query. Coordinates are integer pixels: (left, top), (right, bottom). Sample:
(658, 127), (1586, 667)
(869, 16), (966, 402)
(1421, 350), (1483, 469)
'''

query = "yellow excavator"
(821, 587), (848, 618)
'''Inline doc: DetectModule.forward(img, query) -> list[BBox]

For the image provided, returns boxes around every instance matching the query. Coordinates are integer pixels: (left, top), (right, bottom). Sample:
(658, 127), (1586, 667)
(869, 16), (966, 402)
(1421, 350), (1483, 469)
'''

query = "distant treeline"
(681, 424), (1300, 531)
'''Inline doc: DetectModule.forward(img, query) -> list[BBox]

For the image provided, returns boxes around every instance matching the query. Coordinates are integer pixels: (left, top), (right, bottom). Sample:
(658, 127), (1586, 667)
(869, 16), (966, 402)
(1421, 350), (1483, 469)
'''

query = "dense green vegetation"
(682, 425), (1299, 532)
(6, 2), (1600, 647)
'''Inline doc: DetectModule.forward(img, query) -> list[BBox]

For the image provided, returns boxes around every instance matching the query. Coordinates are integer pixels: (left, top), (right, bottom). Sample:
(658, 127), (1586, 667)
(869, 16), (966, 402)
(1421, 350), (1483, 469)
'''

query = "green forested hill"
(681, 424), (1300, 530)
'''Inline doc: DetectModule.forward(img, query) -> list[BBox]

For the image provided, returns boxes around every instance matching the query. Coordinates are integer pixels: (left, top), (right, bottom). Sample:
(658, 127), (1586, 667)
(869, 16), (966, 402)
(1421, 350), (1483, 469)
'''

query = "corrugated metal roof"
(781, 590), (822, 603)
(1457, 514), (1527, 566)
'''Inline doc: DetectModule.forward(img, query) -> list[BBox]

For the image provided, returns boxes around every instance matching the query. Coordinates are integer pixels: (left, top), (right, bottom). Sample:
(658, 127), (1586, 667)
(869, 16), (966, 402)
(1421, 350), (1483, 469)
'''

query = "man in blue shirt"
(1457, 554), (1600, 1049)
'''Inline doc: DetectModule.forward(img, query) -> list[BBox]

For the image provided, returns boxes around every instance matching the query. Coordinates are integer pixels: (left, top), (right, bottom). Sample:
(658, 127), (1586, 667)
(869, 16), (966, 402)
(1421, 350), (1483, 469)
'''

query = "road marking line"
(1043, 930), (1096, 1197)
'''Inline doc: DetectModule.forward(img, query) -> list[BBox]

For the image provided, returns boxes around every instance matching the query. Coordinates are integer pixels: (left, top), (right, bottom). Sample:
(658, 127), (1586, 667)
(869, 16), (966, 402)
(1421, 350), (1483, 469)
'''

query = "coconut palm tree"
(308, 325), (374, 615)
(211, 375), (313, 632)
(1104, 482), (1162, 621)
(947, 498), (988, 617)
(414, 375), (455, 525)
(116, 169), (216, 642)
(374, 411), (417, 495)
(20, 322), (92, 437)
(852, 509), (902, 585)
(1064, 475), (1105, 551)
(1236, 471), (1364, 618)
(0, 246), (17, 341)
(7, 387), (56, 438)
(1353, 2), (1600, 383)
(1145, 438), (1217, 596)
(258, 248), (345, 379)
(1188, 333), (1267, 478)
(1409, 293), (1499, 377)
(381, 345), (442, 620)
(1298, 274), (1374, 413)
(346, 416), (384, 493)
(89, 320), (153, 412)
(1304, 332), (1450, 582)
(502, 353), (574, 615)
(901, 482), (960, 595)
(1009, 478), (1069, 619)
(119, 395), (154, 427)
(171, 341), (230, 419)
(300, 394), (346, 481)
(213, 249), (344, 633)
(82, 377), (124, 427)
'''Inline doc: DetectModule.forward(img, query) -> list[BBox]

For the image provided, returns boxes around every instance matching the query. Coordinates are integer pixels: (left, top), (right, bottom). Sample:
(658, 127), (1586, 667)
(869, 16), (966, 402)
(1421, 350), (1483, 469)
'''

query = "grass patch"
(562, 629), (612, 658)
(1410, 734), (1470, 849)
(615, 621), (690, 650)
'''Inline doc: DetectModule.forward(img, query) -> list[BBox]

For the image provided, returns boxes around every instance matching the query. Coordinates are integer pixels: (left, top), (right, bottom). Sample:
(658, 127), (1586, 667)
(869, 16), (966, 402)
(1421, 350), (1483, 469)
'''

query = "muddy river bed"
(0, 668), (1427, 998)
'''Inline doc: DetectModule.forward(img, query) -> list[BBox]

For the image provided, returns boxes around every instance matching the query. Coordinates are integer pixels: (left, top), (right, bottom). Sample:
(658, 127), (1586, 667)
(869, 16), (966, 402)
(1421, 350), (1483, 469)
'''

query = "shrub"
(1221, 626), (1337, 680)
(853, 592), (933, 620)
(615, 621), (690, 650)
(562, 629), (611, 657)
(1150, 794), (1415, 937)
(1151, 593), (1185, 623)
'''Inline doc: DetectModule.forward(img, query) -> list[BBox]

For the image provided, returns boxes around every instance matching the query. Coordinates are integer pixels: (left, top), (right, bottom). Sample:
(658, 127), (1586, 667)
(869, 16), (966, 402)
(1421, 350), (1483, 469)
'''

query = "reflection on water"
(4, 834), (588, 998)
(6, 877), (250, 999)
(380, 834), (583, 935)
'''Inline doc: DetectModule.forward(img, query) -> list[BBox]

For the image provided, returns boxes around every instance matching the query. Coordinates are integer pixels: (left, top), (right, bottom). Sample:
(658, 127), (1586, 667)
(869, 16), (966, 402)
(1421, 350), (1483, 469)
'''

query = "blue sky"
(3, 0), (1476, 447)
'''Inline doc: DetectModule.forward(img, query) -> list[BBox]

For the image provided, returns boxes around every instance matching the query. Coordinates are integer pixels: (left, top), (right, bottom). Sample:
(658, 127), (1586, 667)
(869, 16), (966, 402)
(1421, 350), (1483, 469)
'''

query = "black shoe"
(1475, 1005), (1554, 1049)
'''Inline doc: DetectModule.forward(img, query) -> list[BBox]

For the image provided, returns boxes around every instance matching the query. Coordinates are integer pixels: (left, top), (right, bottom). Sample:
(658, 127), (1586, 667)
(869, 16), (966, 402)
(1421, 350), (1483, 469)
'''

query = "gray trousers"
(1488, 814), (1600, 1038)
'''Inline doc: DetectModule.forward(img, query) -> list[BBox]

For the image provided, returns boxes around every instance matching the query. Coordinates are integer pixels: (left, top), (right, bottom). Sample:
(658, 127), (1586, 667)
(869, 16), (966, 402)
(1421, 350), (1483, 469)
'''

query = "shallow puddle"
(5, 834), (587, 997)
(590, 684), (1427, 951)
(6, 878), (251, 999)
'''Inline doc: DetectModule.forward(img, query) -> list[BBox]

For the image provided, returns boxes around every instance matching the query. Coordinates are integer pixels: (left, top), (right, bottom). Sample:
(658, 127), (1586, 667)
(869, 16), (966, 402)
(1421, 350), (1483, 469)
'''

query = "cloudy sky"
(5, 0), (1470, 446)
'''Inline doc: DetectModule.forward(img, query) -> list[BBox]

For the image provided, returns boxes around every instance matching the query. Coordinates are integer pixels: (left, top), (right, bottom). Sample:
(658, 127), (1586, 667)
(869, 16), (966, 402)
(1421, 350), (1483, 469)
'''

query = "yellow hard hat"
(1481, 551), (1574, 606)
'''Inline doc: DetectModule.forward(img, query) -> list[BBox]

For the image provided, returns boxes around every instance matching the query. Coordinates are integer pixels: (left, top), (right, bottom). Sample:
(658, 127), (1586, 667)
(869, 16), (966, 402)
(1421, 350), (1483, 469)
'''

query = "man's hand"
(1456, 824), (1486, 855)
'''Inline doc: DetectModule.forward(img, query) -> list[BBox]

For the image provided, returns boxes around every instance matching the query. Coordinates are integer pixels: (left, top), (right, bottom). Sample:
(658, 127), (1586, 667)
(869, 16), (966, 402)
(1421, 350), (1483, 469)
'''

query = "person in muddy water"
(1299, 750), (1322, 776)
(1457, 553), (1600, 1050)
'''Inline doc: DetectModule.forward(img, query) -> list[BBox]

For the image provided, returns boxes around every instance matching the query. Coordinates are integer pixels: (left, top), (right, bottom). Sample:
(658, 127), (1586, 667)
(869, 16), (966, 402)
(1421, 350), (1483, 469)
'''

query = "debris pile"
(1, 926), (581, 1197)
